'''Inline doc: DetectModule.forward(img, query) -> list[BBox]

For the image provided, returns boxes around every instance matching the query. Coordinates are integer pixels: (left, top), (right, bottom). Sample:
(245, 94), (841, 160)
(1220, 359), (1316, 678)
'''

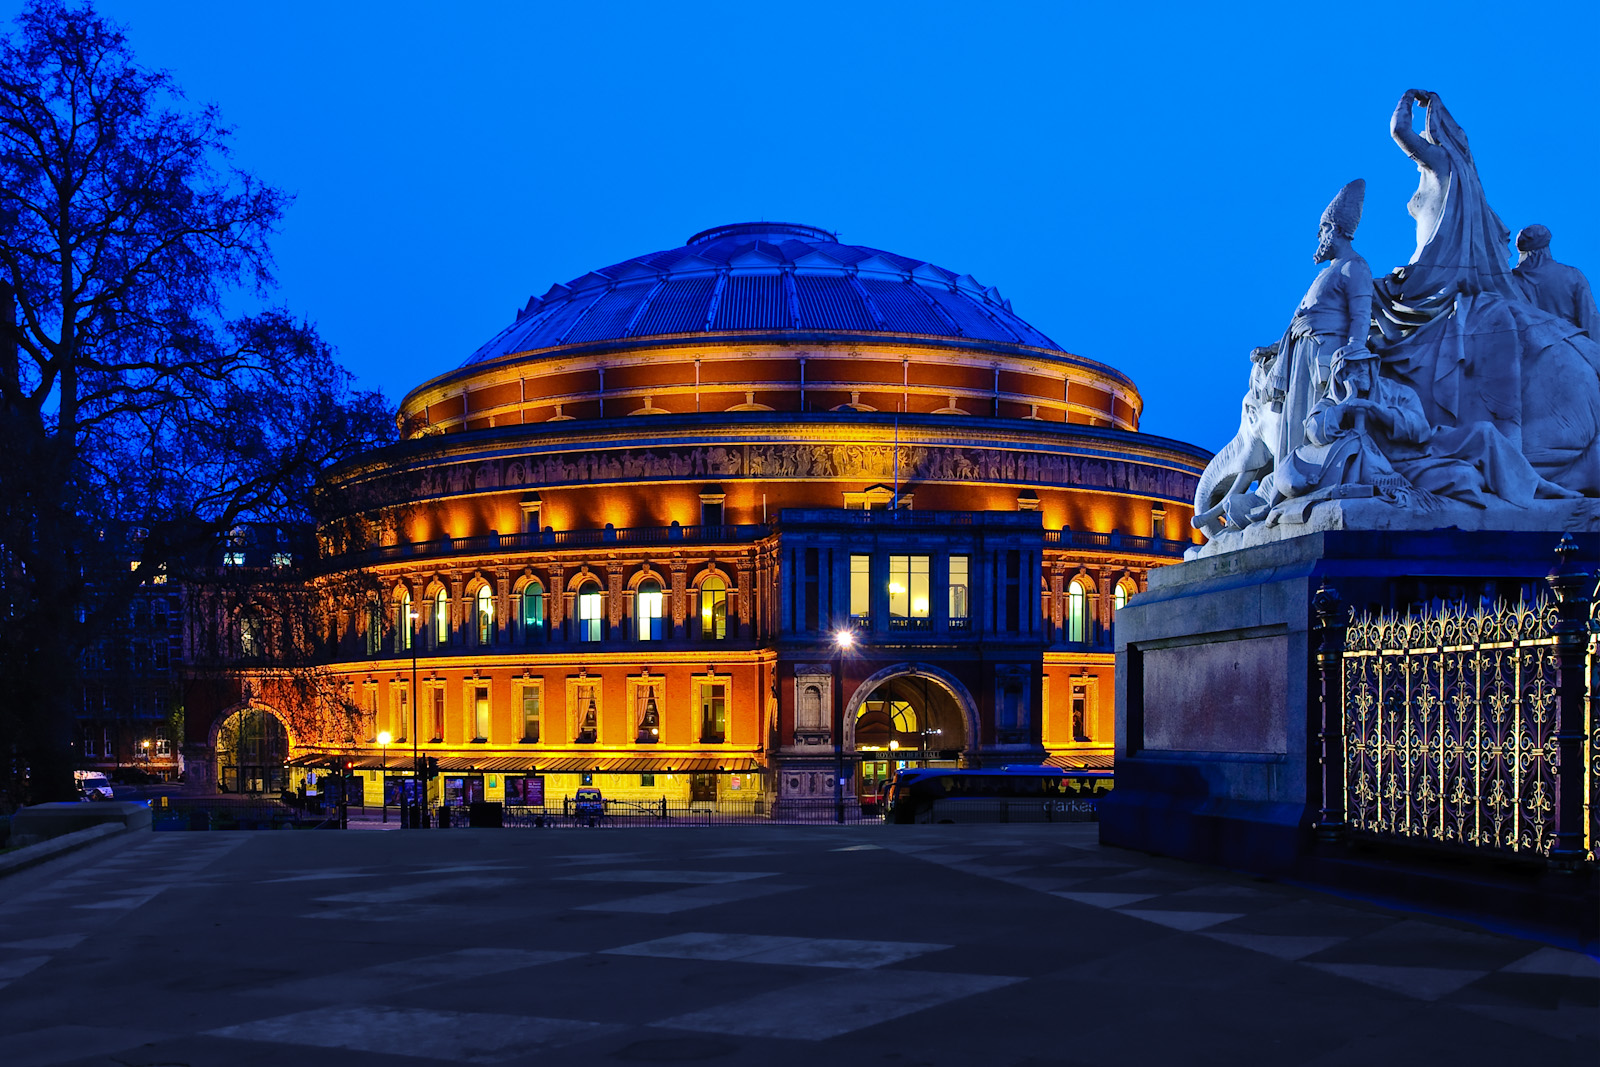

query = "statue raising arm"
(1390, 89), (1448, 172)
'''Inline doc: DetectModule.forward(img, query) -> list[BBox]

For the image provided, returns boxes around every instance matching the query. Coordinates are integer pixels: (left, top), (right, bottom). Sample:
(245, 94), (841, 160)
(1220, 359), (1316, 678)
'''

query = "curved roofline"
(686, 221), (837, 245)
(326, 408), (1212, 488)
(404, 330), (1142, 415)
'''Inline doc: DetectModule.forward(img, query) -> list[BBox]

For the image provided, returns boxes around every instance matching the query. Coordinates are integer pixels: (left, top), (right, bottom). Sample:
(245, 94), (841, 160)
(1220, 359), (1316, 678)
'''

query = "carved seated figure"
(1267, 348), (1576, 523)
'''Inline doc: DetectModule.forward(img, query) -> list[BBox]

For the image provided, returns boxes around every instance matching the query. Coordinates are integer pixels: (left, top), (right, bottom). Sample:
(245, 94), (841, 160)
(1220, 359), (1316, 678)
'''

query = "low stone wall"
(10, 801), (153, 845)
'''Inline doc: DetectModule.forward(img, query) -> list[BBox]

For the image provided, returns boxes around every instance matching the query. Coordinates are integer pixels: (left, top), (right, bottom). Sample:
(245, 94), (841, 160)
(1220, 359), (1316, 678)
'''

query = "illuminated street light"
(832, 628), (855, 822)
(407, 609), (421, 828)
(377, 730), (392, 823)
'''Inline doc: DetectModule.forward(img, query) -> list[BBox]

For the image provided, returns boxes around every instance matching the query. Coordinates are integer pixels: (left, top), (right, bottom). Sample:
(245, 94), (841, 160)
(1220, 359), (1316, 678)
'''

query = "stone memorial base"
(1190, 497), (1600, 559)
(1101, 527), (1596, 874)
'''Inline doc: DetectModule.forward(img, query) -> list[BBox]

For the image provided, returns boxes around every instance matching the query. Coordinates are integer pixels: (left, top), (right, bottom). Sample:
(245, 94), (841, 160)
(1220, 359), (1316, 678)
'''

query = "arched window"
(363, 601), (382, 656)
(244, 613), (268, 659)
(1113, 580), (1134, 615)
(1067, 579), (1090, 643)
(700, 574), (727, 641)
(475, 584), (494, 646)
(395, 589), (412, 652)
(433, 588), (449, 648)
(637, 578), (664, 641)
(520, 579), (544, 642)
(577, 582), (603, 642)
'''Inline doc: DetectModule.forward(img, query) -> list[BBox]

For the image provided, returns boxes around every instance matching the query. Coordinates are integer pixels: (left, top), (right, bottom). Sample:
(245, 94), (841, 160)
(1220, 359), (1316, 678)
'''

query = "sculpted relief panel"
(412, 442), (1196, 504)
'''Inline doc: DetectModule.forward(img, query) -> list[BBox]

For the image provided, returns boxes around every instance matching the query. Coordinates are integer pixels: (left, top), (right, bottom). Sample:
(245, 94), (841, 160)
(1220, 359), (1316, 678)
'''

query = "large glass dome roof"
(462, 222), (1062, 366)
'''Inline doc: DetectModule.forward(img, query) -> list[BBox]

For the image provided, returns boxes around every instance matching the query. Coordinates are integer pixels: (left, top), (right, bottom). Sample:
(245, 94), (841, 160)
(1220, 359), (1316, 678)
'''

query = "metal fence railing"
(432, 797), (885, 828)
(1311, 535), (1596, 870)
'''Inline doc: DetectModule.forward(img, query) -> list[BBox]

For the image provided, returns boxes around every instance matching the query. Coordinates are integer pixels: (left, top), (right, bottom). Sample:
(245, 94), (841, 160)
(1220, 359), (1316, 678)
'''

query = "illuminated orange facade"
(206, 223), (1209, 810)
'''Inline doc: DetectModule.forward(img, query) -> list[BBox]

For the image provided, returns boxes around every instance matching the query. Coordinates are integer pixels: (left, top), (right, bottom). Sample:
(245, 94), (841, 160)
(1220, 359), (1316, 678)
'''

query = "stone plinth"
(12, 801), (153, 842)
(1101, 528), (1596, 874)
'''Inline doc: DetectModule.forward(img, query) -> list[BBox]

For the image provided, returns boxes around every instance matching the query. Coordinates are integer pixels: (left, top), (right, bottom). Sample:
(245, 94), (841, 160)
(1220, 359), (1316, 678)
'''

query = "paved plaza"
(1, 824), (1595, 1066)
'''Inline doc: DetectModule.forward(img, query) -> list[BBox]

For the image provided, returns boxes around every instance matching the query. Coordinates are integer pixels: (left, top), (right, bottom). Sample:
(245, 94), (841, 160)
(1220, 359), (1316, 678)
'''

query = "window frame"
(433, 588), (450, 648)
(631, 675), (664, 743)
(888, 554), (930, 626)
(849, 554), (871, 620)
(699, 574), (728, 641)
(469, 682), (490, 742)
(569, 677), (601, 743)
(1067, 578), (1090, 643)
(697, 676), (729, 744)
(396, 589), (413, 652)
(948, 555), (970, 626)
(636, 578), (664, 641)
(577, 582), (603, 642)
(520, 579), (545, 642)
(474, 584), (494, 647)
(518, 679), (543, 743)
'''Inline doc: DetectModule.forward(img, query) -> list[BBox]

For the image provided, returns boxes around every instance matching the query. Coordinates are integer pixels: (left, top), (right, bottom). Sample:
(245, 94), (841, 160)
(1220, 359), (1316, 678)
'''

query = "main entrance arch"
(844, 664), (977, 801)
(212, 704), (291, 795)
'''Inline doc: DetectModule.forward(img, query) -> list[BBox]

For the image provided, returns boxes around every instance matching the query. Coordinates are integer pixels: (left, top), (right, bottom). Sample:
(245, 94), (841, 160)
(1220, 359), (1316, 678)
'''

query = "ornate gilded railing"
(1311, 536), (1596, 869)
(1343, 599), (1562, 854)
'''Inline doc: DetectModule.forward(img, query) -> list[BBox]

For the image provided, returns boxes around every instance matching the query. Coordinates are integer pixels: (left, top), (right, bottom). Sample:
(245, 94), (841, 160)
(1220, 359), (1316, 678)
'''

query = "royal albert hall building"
(210, 222), (1211, 812)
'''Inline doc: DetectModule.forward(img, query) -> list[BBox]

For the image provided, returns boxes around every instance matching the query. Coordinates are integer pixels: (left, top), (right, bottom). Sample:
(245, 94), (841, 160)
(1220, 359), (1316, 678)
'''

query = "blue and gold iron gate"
(1312, 535), (1596, 869)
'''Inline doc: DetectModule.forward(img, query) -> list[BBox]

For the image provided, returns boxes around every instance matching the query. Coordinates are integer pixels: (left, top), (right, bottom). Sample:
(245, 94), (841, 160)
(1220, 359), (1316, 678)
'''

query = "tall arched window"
(637, 578), (664, 641)
(1067, 579), (1090, 643)
(363, 601), (382, 656)
(1113, 580), (1134, 615)
(395, 589), (412, 652)
(577, 582), (603, 642)
(245, 612), (268, 659)
(520, 579), (544, 642)
(700, 574), (727, 641)
(433, 588), (450, 647)
(475, 584), (494, 646)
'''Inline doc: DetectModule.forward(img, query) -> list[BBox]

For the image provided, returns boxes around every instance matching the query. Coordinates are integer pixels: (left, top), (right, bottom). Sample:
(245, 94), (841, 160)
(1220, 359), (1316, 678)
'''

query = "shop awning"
(1044, 752), (1114, 770)
(435, 755), (765, 775)
(288, 752), (765, 775)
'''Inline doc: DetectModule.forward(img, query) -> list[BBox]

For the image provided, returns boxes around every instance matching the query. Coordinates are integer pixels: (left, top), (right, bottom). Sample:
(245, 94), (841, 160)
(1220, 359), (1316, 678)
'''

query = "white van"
(75, 771), (114, 801)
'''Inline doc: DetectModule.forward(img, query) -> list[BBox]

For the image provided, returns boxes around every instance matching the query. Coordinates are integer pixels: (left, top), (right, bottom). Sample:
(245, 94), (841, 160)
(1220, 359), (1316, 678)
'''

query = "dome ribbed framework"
(463, 222), (1060, 366)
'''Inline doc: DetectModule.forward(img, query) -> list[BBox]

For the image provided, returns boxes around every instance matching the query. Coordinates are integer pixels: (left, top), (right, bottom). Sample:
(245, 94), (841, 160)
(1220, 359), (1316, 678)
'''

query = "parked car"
(573, 788), (604, 821)
(75, 771), (114, 801)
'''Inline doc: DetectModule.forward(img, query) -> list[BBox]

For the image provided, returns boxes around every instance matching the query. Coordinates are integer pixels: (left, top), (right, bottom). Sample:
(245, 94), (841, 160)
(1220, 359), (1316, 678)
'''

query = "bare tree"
(0, 1), (393, 806)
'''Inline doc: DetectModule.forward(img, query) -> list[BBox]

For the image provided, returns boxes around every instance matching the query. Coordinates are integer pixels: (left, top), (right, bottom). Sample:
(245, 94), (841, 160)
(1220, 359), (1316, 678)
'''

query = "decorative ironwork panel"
(1342, 600), (1566, 857)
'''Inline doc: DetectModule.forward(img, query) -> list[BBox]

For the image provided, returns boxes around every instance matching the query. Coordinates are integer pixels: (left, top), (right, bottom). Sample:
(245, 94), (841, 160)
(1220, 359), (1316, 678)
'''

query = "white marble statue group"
(1194, 89), (1600, 551)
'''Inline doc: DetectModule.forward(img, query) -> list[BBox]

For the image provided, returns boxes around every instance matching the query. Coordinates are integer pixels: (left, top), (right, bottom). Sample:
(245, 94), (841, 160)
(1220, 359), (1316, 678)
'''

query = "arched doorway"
(215, 706), (290, 795)
(845, 666), (975, 805)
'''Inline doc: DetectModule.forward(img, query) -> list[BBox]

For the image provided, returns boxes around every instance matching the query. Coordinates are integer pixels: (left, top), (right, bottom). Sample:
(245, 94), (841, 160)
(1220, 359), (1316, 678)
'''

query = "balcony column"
(448, 576), (464, 645)
(495, 570), (510, 644)
(670, 557), (689, 639)
(1096, 570), (1113, 642)
(546, 563), (565, 640)
(738, 562), (755, 639)
(607, 561), (626, 641)
(1050, 561), (1067, 633)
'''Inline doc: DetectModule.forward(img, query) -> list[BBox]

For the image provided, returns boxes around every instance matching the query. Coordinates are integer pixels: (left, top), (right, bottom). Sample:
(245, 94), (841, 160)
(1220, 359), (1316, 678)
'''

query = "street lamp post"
(407, 610), (420, 829)
(832, 628), (855, 824)
(377, 731), (392, 822)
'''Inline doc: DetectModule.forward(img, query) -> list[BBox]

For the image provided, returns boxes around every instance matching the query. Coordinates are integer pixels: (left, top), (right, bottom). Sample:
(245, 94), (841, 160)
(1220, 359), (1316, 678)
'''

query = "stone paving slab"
(0, 824), (1592, 1066)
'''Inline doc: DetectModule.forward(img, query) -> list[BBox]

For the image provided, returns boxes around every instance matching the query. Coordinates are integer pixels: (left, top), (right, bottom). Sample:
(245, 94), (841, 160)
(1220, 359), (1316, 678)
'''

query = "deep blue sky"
(28, 1), (1600, 452)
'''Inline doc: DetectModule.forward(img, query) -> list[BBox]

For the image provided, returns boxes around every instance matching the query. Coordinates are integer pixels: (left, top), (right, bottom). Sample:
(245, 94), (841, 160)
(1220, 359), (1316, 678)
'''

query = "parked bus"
(884, 765), (1111, 824)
